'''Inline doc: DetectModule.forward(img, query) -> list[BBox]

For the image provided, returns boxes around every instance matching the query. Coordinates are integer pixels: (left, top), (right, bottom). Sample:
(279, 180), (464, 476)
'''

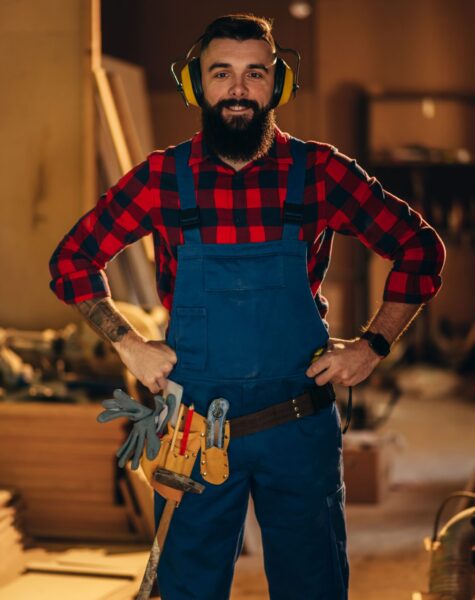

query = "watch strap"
(360, 330), (391, 357)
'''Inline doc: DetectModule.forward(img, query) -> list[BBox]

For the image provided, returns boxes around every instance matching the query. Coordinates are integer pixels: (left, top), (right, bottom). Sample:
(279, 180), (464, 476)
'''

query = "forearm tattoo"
(76, 298), (132, 343)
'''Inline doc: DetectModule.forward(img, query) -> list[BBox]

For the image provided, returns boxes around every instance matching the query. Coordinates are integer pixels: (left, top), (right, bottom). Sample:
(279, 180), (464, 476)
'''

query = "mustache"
(215, 98), (261, 112)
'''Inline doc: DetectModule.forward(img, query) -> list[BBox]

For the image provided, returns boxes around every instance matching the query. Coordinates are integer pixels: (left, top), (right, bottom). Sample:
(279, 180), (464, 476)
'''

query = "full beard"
(201, 98), (276, 163)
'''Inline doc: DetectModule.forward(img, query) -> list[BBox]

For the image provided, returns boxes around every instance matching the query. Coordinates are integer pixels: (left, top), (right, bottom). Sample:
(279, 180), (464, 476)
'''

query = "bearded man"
(49, 13), (445, 600)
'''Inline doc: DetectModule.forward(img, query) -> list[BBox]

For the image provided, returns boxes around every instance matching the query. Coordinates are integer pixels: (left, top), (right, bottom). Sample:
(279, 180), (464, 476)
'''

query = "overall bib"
(155, 138), (349, 599)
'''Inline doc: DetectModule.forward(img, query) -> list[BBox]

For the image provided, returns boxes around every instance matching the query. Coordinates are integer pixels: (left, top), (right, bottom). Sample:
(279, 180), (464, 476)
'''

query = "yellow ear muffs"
(271, 58), (297, 108)
(180, 57), (203, 107)
(180, 64), (199, 107)
(171, 42), (300, 109)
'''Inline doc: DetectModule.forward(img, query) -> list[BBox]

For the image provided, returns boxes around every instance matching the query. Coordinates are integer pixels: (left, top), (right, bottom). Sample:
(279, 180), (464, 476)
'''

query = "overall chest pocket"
(174, 307), (207, 371)
(204, 254), (284, 292)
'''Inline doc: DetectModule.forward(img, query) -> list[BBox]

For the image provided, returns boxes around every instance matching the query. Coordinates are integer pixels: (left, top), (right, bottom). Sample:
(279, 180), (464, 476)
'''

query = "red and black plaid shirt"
(49, 127), (445, 319)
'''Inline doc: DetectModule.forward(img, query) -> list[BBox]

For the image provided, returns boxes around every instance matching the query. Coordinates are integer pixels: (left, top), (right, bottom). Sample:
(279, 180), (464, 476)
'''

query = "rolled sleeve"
(49, 158), (155, 304)
(324, 148), (446, 304)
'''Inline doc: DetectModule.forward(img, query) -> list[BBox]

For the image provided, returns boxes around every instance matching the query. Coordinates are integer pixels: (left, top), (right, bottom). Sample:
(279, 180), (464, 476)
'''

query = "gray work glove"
(97, 389), (176, 470)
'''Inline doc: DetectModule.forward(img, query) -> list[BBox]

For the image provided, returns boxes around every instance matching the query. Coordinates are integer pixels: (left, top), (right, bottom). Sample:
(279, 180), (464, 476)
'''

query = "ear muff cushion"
(272, 58), (295, 108)
(188, 58), (203, 106)
(271, 58), (285, 108)
(279, 61), (295, 107)
(181, 59), (202, 107)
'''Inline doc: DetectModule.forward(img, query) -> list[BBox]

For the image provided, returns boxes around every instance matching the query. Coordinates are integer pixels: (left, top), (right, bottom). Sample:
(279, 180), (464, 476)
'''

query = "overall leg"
(155, 436), (250, 600)
(250, 404), (349, 600)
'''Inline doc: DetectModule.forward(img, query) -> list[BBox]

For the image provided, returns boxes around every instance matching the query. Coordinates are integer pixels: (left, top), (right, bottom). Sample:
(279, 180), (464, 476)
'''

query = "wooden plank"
(26, 524), (140, 543)
(0, 478), (115, 496)
(93, 67), (131, 175)
(18, 488), (115, 505)
(55, 549), (147, 574)
(125, 465), (155, 540)
(0, 446), (122, 463)
(95, 91), (157, 303)
(25, 502), (127, 521)
(0, 401), (108, 418)
(118, 478), (148, 540)
(0, 573), (132, 600)
(102, 55), (155, 156)
(25, 561), (136, 579)
(0, 430), (123, 445)
(108, 72), (144, 165)
(0, 465), (116, 487)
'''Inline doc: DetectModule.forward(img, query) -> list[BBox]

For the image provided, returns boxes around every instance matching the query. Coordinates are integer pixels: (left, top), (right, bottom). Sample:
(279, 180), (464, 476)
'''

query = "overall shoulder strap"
(282, 137), (307, 241)
(174, 140), (201, 244)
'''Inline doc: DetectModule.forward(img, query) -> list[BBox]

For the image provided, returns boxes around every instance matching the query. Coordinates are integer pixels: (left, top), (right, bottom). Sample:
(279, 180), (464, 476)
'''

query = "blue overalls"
(155, 138), (349, 599)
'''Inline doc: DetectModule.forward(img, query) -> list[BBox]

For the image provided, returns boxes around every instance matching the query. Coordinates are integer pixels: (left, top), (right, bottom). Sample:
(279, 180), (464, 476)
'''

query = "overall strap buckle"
(283, 202), (304, 224)
(180, 207), (201, 230)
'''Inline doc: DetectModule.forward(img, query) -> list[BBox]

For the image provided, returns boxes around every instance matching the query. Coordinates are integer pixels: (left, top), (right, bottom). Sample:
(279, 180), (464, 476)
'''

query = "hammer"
(136, 467), (205, 600)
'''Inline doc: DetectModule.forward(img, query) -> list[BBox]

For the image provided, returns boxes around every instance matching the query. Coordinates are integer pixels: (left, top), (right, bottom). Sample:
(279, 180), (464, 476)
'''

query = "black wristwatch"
(360, 331), (391, 358)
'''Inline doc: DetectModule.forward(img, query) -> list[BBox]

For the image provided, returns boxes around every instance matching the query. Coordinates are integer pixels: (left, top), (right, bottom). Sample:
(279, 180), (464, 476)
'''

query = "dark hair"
(199, 14), (276, 53)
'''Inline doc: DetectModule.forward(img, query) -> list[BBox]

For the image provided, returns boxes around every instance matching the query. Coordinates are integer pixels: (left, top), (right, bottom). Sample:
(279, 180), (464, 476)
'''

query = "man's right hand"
(75, 298), (177, 394)
(114, 332), (177, 393)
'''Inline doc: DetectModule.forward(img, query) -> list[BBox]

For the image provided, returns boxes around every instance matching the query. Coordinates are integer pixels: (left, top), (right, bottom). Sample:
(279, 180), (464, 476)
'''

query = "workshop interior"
(0, 0), (474, 599)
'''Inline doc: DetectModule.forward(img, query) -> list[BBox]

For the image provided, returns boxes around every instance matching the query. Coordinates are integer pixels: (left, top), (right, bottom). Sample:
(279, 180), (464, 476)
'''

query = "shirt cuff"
(383, 270), (442, 304)
(49, 270), (111, 304)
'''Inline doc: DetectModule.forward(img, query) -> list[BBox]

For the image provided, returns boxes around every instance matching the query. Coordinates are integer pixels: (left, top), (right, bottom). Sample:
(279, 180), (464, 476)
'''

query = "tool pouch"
(199, 419), (230, 485)
(140, 411), (203, 495)
(140, 409), (231, 491)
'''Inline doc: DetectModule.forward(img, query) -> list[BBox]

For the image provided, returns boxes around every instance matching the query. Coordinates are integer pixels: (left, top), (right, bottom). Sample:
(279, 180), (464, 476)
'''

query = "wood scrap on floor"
(0, 546), (149, 600)
(0, 573), (136, 600)
(0, 489), (26, 587)
(25, 560), (136, 579)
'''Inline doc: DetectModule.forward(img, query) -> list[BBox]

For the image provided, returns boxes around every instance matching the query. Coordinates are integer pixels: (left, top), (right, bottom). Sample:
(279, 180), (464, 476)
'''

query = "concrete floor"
(231, 366), (475, 599)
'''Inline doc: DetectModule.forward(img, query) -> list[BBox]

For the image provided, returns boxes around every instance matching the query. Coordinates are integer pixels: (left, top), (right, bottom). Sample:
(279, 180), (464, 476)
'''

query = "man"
(49, 14), (445, 600)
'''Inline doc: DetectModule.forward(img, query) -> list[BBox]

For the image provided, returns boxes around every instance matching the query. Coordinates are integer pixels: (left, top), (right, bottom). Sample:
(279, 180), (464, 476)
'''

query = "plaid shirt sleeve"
(49, 158), (155, 303)
(324, 147), (446, 303)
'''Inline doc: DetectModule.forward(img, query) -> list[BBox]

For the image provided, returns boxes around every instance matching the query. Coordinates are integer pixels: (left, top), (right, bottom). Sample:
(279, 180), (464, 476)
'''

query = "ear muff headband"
(170, 41), (300, 108)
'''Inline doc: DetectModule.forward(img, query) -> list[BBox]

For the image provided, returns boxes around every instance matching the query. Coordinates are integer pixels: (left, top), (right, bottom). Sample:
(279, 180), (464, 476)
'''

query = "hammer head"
(154, 467), (205, 494)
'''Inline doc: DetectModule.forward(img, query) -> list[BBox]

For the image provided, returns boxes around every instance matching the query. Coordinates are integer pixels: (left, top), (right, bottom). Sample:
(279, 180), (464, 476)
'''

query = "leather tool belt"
(229, 383), (336, 438)
(141, 384), (335, 496)
(141, 409), (230, 494)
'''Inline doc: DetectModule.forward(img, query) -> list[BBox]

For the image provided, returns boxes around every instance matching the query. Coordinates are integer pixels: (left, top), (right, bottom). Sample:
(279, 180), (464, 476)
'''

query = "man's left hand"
(305, 338), (381, 387)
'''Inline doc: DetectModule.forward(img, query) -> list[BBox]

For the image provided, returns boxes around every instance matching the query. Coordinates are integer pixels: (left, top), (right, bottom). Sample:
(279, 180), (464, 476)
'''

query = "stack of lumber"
(0, 401), (148, 542)
(0, 489), (25, 586)
(0, 547), (149, 600)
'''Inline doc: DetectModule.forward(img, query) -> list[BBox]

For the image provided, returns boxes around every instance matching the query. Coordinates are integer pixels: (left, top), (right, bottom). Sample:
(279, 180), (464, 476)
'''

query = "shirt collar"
(188, 126), (294, 167)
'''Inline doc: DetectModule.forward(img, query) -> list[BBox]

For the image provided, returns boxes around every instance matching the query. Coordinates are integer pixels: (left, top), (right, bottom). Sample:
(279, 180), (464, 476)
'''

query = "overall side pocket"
(326, 483), (350, 599)
(175, 307), (207, 371)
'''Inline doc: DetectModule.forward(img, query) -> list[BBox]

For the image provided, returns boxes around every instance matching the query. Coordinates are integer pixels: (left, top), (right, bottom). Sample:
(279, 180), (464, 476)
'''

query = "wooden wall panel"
(0, 0), (95, 328)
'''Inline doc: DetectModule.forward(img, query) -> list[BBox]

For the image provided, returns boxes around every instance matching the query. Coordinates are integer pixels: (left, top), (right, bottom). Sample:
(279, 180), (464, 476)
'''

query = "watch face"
(362, 332), (390, 357)
(371, 334), (389, 356)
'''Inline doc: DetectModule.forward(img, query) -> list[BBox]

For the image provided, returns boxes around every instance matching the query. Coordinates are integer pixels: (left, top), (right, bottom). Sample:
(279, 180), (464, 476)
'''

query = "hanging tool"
(206, 398), (230, 449)
(135, 394), (232, 597)
(136, 466), (205, 600)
